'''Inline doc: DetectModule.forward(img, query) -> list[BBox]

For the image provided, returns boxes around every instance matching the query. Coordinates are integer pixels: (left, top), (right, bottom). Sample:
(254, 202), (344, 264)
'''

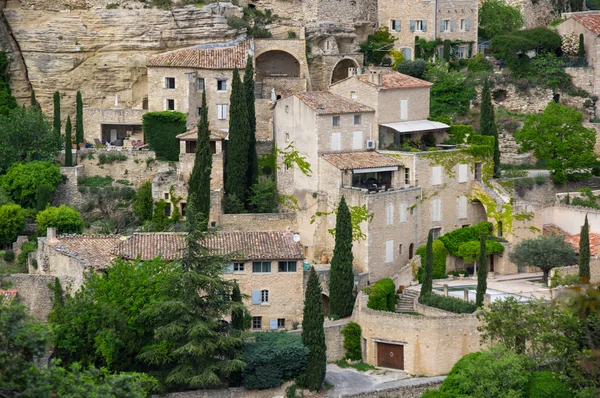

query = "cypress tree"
(53, 91), (61, 136)
(30, 88), (39, 109)
(231, 282), (245, 330)
(75, 90), (84, 146)
(302, 267), (326, 392)
(578, 33), (585, 59)
(244, 55), (259, 193)
(443, 40), (451, 62)
(225, 68), (250, 210)
(480, 78), (500, 177)
(329, 196), (355, 318)
(64, 116), (73, 167)
(420, 229), (434, 296)
(579, 215), (590, 283)
(187, 90), (211, 231)
(475, 233), (488, 307)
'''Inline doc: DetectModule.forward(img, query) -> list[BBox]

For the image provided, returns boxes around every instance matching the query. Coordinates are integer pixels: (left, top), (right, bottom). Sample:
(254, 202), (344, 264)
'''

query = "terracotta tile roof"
(112, 231), (304, 261)
(176, 126), (228, 141)
(321, 151), (404, 170)
(354, 69), (432, 90)
(543, 224), (569, 236)
(572, 13), (600, 35)
(565, 232), (600, 257)
(51, 235), (122, 271)
(147, 40), (249, 69)
(295, 91), (375, 115)
(0, 289), (18, 301)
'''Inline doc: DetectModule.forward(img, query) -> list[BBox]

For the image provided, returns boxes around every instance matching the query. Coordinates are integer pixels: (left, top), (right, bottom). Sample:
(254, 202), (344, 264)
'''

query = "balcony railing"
(343, 180), (419, 194)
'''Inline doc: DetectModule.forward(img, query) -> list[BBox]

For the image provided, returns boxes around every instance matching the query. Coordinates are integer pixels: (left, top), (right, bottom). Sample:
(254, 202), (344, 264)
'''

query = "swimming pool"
(432, 285), (530, 303)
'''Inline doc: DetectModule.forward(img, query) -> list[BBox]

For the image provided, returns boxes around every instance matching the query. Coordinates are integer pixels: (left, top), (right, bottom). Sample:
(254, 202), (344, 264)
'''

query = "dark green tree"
(231, 282), (247, 330)
(133, 181), (154, 222)
(359, 26), (397, 65)
(329, 196), (355, 318)
(480, 79), (500, 177)
(478, 0), (524, 40)
(443, 40), (451, 61)
(244, 55), (259, 193)
(64, 116), (73, 167)
(30, 88), (39, 110)
(578, 33), (585, 59)
(53, 91), (61, 136)
(187, 90), (211, 230)
(75, 90), (84, 146)
(579, 215), (590, 283)
(225, 67), (250, 211)
(420, 229), (434, 296)
(476, 233), (488, 307)
(301, 267), (326, 391)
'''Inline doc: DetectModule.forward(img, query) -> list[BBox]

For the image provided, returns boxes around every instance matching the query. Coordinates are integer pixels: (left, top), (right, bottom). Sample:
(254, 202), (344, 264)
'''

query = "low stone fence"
(77, 148), (157, 187)
(218, 212), (297, 232)
(340, 377), (444, 398)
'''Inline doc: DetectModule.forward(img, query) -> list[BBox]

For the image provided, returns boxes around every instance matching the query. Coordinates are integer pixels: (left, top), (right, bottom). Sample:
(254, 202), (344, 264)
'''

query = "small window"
(197, 107), (202, 117)
(285, 105), (289, 113)
(285, 133), (290, 142)
(332, 116), (340, 126)
(331, 132), (342, 151)
(431, 227), (442, 240)
(252, 316), (262, 329)
(277, 318), (285, 328)
(385, 240), (394, 263)
(217, 78), (227, 91)
(326, 40), (330, 50)
(391, 19), (401, 32)
(164, 193), (170, 200)
(180, 202), (186, 218)
(474, 162), (482, 181)
(432, 198), (442, 222)
(442, 19), (450, 32)
(278, 261), (297, 272)
(404, 168), (410, 185)
(354, 114), (361, 125)
(351, 91), (357, 100)
(432, 166), (442, 186)
(261, 289), (269, 303)
(252, 261), (272, 273)
(398, 244), (402, 254)
(197, 77), (205, 91)
(217, 104), (228, 120)
(458, 164), (468, 183)
(415, 20), (424, 31)
(166, 99), (175, 111)
(233, 262), (245, 272)
(386, 203), (394, 225)
(460, 19), (466, 31)
(165, 77), (175, 89)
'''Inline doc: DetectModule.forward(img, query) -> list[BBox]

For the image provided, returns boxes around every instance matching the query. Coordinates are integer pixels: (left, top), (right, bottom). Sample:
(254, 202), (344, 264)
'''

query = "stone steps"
(395, 290), (419, 312)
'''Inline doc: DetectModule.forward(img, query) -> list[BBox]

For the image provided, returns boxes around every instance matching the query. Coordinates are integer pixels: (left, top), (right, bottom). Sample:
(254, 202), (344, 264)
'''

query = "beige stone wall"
(52, 165), (86, 207)
(315, 111), (376, 153)
(82, 107), (147, 144)
(262, 77), (307, 99)
(33, 238), (88, 292)
(217, 212), (297, 232)
(544, 204), (600, 235)
(435, 0), (478, 47)
(305, 0), (378, 25)
(310, 54), (362, 91)
(77, 149), (157, 188)
(255, 99), (274, 142)
(378, 0), (435, 54)
(5, 274), (64, 321)
(254, 39), (312, 90)
(178, 146), (225, 191)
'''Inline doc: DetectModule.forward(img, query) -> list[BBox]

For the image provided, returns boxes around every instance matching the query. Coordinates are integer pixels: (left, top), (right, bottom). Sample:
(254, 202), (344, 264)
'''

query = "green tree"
(479, 79), (500, 177)
(396, 59), (427, 79)
(0, 161), (62, 208)
(0, 204), (25, 248)
(509, 234), (577, 284)
(420, 229), (434, 296)
(30, 88), (39, 110)
(578, 33), (585, 59)
(64, 116), (73, 167)
(515, 102), (597, 183)
(133, 181), (154, 222)
(35, 184), (53, 211)
(329, 196), (355, 318)
(359, 26), (397, 65)
(476, 234), (488, 307)
(53, 91), (61, 136)
(341, 322), (362, 361)
(187, 90), (211, 230)
(425, 62), (476, 118)
(579, 215), (591, 283)
(244, 55), (259, 193)
(301, 267), (326, 391)
(36, 205), (84, 235)
(0, 84), (18, 117)
(231, 281), (248, 331)
(75, 90), (84, 146)
(225, 67), (250, 211)
(479, 0), (524, 40)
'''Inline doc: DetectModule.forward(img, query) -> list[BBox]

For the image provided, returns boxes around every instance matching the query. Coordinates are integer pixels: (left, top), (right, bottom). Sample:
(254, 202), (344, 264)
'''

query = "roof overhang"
(100, 122), (142, 126)
(353, 166), (399, 174)
(380, 120), (450, 133)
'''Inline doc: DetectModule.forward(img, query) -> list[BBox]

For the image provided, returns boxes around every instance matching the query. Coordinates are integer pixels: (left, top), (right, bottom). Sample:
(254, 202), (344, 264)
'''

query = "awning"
(380, 120), (450, 133)
(353, 166), (398, 174)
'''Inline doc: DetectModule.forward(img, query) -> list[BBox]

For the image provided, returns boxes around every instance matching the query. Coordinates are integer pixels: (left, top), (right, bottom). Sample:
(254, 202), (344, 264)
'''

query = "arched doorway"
(408, 243), (414, 259)
(331, 58), (359, 84)
(322, 294), (330, 316)
(255, 50), (301, 81)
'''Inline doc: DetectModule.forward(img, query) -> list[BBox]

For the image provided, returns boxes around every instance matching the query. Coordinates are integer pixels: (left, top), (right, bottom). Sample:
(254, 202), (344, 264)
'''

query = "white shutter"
(458, 196), (467, 219)
(251, 290), (261, 305)
(432, 198), (441, 222)
(432, 166), (442, 185)
(458, 164), (468, 183)
(400, 202), (407, 223)
(352, 131), (363, 150)
(331, 132), (342, 151)
(217, 105), (223, 120)
(269, 319), (278, 330)
(386, 203), (394, 225)
(400, 99), (408, 120)
(385, 240), (394, 263)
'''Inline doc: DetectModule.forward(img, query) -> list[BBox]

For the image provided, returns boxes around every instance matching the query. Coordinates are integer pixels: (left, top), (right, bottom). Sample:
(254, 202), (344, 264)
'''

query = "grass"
(495, 107), (530, 123)
(334, 359), (376, 372)
(78, 175), (114, 187)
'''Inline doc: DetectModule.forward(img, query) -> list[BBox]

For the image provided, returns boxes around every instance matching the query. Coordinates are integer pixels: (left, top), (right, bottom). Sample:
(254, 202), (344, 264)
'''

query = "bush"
(244, 333), (308, 390)
(514, 177), (535, 191)
(467, 53), (492, 73)
(534, 175), (546, 185)
(0, 161), (62, 208)
(0, 204), (25, 247)
(341, 322), (362, 361)
(36, 205), (84, 235)
(142, 111), (186, 161)
(78, 176), (114, 188)
(133, 181), (154, 222)
(3, 249), (15, 263)
(416, 239), (449, 280)
(97, 153), (127, 165)
(396, 59), (427, 79)
(526, 371), (573, 398)
(550, 272), (581, 288)
(365, 278), (396, 311)
(17, 242), (36, 267)
(438, 222), (493, 256)
(448, 125), (473, 144)
(419, 293), (476, 313)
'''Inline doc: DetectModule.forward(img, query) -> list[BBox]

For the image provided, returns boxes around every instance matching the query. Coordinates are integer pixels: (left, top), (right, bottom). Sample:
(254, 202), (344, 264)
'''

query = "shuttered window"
(400, 99), (408, 120)
(353, 131), (363, 150)
(386, 203), (394, 225)
(458, 164), (468, 183)
(432, 198), (442, 222)
(458, 196), (468, 219)
(217, 104), (228, 120)
(400, 202), (407, 223)
(432, 166), (442, 185)
(270, 319), (278, 330)
(386, 240), (394, 263)
(251, 290), (261, 304)
(331, 132), (342, 151)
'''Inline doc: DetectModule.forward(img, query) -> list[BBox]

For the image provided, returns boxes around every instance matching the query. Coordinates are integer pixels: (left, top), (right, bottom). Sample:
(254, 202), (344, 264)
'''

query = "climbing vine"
(311, 202), (373, 242)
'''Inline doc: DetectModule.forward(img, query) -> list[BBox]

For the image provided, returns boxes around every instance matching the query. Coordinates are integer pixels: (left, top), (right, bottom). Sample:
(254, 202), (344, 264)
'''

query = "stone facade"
(218, 212), (297, 232)
(4, 274), (62, 321)
(77, 149), (157, 187)
(82, 107), (147, 145)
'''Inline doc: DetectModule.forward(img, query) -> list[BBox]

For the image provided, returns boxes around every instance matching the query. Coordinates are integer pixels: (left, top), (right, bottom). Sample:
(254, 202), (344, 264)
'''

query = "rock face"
(1, 3), (241, 115)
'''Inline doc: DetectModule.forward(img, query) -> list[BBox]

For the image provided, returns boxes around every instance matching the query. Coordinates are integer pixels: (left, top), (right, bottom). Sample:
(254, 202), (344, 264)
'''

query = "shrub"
(419, 293), (476, 313)
(36, 205), (84, 235)
(78, 176), (113, 188)
(514, 177), (535, 191)
(456, 240), (504, 263)
(438, 222), (493, 255)
(97, 153), (127, 165)
(416, 239), (449, 280)
(244, 332), (308, 390)
(526, 371), (573, 398)
(0, 161), (62, 208)
(550, 272), (581, 288)
(341, 322), (362, 361)
(0, 204), (25, 247)
(396, 59), (427, 79)
(3, 249), (15, 263)
(448, 125), (473, 144)
(133, 181), (154, 222)
(534, 175), (546, 185)
(17, 242), (36, 267)
(467, 53), (492, 73)
(365, 278), (396, 311)
(142, 111), (186, 161)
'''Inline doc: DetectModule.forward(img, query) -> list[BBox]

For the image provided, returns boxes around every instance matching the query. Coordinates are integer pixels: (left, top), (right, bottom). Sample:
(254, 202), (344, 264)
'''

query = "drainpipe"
(433, 0), (438, 41)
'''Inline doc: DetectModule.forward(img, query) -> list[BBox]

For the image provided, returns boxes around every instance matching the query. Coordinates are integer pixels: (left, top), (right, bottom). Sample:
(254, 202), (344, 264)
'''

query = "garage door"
(377, 342), (404, 370)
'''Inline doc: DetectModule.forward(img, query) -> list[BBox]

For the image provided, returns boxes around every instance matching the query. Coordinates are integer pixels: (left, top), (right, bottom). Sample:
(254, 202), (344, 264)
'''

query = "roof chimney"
(47, 227), (59, 245)
(368, 69), (382, 86)
(348, 67), (356, 77)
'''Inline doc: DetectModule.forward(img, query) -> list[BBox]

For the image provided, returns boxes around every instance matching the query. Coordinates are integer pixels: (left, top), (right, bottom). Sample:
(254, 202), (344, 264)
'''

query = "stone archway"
(331, 58), (360, 84)
(255, 50), (301, 82)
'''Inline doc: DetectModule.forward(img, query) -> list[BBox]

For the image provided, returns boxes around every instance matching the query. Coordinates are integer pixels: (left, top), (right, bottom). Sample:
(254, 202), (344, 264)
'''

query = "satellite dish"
(293, 234), (301, 243)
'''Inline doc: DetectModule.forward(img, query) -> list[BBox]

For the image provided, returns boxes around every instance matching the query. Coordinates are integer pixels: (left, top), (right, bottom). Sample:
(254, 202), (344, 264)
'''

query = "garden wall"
(217, 212), (297, 232)
(543, 204), (600, 235)
(4, 274), (66, 321)
(340, 377), (444, 398)
(77, 149), (158, 187)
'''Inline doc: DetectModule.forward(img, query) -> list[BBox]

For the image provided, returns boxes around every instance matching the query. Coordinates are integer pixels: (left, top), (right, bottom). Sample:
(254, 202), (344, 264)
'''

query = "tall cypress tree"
(53, 91), (61, 136)
(480, 79), (500, 177)
(475, 233), (488, 307)
(302, 267), (326, 392)
(75, 90), (84, 146)
(578, 34), (585, 59)
(579, 215), (590, 283)
(64, 116), (73, 167)
(420, 229), (434, 297)
(225, 68), (250, 210)
(30, 88), (39, 109)
(231, 281), (245, 330)
(244, 55), (259, 193)
(187, 90), (211, 231)
(329, 196), (355, 318)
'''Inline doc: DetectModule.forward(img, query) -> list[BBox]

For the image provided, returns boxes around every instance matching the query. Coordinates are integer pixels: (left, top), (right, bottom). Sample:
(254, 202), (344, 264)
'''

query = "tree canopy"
(0, 204), (25, 248)
(329, 196), (355, 318)
(359, 26), (397, 65)
(479, 0), (524, 40)
(0, 161), (62, 208)
(36, 205), (84, 235)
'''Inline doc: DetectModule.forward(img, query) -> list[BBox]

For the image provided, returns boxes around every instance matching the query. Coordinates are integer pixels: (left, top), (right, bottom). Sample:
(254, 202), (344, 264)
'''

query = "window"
(197, 77), (205, 91)
(411, 19), (426, 32)
(474, 162), (482, 181)
(278, 261), (297, 272)
(285, 133), (290, 142)
(386, 240), (394, 263)
(164, 193), (170, 200)
(401, 47), (412, 61)
(331, 132), (342, 151)
(456, 47), (465, 59)
(398, 244), (402, 254)
(432, 166), (442, 185)
(197, 107), (202, 117)
(431, 227), (442, 240)
(351, 90), (357, 100)
(354, 114), (361, 125)
(252, 261), (271, 273)
(404, 168), (410, 185)
(224, 263), (234, 273)
(400, 202), (407, 223)
(352, 131), (363, 150)
(326, 40), (330, 50)
(217, 104), (228, 120)
(166, 99), (175, 111)
(233, 262), (245, 272)
(409, 243), (414, 259)
(458, 196), (468, 219)
(386, 203), (394, 225)
(252, 316), (262, 329)
(217, 78), (227, 91)
(400, 99), (408, 120)
(261, 289), (269, 303)
(391, 19), (401, 32)
(277, 318), (286, 328)
(285, 105), (289, 113)
(441, 19), (450, 32)
(460, 19), (466, 31)
(180, 202), (186, 218)
(432, 198), (441, 222)
(458, 164), (468, 183)
(332, 115), (340, 126)
(164, 203), (171, 217)
(165, 77), (175, 89)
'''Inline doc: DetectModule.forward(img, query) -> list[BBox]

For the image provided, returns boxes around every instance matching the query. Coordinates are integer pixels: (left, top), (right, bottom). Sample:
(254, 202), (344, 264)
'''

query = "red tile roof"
(176, 126), (228, 141)
(0, 289), (18, 301)
(295, 91), (375, 115)
(572, 13), (600, 35)
(321, 151), (403, 170)
(51, 235), (122, 270)
(565, 232), (600, 257)
(147, 40), (249, 69)
(354, 69), (432, 90)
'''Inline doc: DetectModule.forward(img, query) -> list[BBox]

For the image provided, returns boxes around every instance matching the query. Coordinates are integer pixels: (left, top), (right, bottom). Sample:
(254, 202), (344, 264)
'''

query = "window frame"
(217, 78), (227, 92)
(277, 318), (286, 328)
(351, 90), (357, 100)
(431, 227), (442, 240)
(353, 114), (361, 125)
(278, 260), (297, 273)
(233, 262), (245, 272)
(197, 77), (205, 91)
(217, 104), (228, 120)
(165, 77), (176, 90)
(252, 316), (262, 330)
(332, 115), (341, 127)
(391, 19), (401, 32)
(415, 20), (424, 31)
(260, 289), (269, 303)
(166, 99), (175, 111)
(252, 261), (272, 273)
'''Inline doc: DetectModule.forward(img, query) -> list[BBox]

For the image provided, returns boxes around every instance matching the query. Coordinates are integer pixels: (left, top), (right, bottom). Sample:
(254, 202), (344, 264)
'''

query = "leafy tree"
(0, 83), (18, 117)
(225, 67), (250, 211)
(0, 204), (25, 248)
(479, 79), (500, 177)
(64, 116), (73, 167)
(248, 178), (278, 213)
(79, 185), (137, 234)
(526, 371), (573, 398)
(187, 90), (211, 230)
(0, 161), (62, 208)
(244, 55), (259, 193)
(396, 59), (427, 79)
(420, 229), (434, 296)
(476, 234), (488, 307)
(53, 91), (61, 136)
(359, 26), (397, 65)
(0, 107), (62, 173)
(329, 196), (355, 318)
(580, 215), (591, 283)
(36, 205), (84, 235)
(30, 88), (39, 110)
(150, 199), (169, 231)
(132, 181), (153, 222)
(515, 102), (597, 183)
(425, 62), (476, 118)
(35, 184), (53, 211)
(479, 0), (524, 40)
(301, 267), (326, 391)
(75, 90), (84, 146)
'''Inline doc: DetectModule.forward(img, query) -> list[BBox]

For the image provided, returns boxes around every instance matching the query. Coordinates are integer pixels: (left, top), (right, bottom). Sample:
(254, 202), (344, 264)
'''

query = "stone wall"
(5, 274), (63, 321)
(255, 99), (274, 142)
(323, 318), (349, 361)
(77, 149), (157, 187)
(340, 378), (444, 398)
(262, 77), (307, 99)
(82, 107), (147, 145)
(504, 0), (556, 29)
(52, 165), (85, 207)
(217, 212), (297, 231)
(544, 204), (600, 235)
(308, 54), (362, 91)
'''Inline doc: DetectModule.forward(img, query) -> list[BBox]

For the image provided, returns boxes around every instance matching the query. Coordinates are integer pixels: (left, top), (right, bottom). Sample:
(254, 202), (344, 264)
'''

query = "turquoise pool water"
(433, 285), (530, 303)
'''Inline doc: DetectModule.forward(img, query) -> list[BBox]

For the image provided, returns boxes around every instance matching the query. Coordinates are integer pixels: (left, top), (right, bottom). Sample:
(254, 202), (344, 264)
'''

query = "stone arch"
(330, 57), (360, 85)
(255, 50), (301, 82)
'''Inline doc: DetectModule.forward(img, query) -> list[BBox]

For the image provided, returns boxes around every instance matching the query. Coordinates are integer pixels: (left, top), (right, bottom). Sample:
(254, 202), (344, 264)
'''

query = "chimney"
(348, 67), (356, 77)
(368, 69), (382, 86)
(47, 227), (59, 245)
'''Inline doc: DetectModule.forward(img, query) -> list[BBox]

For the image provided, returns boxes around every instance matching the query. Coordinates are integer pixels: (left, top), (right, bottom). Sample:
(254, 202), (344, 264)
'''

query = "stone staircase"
(396, 290), (419, 313)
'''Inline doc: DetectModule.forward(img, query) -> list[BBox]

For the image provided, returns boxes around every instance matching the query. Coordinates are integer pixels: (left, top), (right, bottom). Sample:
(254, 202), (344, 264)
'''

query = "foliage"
(467, 53), (492, 73)
(231, 282), (249, 331)
(79, 184), (137, 234)
(420, 293), (477, 313)
(75, 91), (84, 145)
(550, 272), (581, 288)
(396, 59), (427, 79)
(416, 239), (448, 281)
(415, 37), (442, 61)
(0, 107), (62, 174)
(341, 322), (362, 361)
(437, 222), (493, 256)
(480, 79), (500, 177)
(329, 196), (355, 318)
(133, 181), (154, 222)
(64, 115), (73, 167)
(279, 143), (313, 177)
(244, 333), (308, 390)
(529, 53), (572, 90)
(3, 249), (15, 263)
(359, 26), (397, 65)
(36, 205), (84, 235)
(365, 278), (396, 312)
(448, 124), (473, 144)
(17, 242), (36, 267)
(0, 51), (17, 118)
(1, 161), (62, 209)
(476, 234), (488, 307)
(188, 90), (212, 228)
(301, 267), (326, 391)
(515, 102), (597, 183)
(420, 230), (435, 296)
(425, 62), (476, 118)
(527, 371), (573, 398)
(227, 8), (276, 38)
(579, 33), (585, 58)
(0, 204), (25, 248)
(142, 111), (186, 161)
(244, 55), (258, 194)
(313, 200), (373, 242)
(479, 0), (524, 40)
(580, 215), (591, 283)
(53, 91), (61, 137)
(457, 239), (504, 263)
(248, 178), (279, 213)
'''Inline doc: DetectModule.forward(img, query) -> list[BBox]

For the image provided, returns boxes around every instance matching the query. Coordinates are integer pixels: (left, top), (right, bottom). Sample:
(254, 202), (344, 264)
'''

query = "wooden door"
(377, 342), (404, 370)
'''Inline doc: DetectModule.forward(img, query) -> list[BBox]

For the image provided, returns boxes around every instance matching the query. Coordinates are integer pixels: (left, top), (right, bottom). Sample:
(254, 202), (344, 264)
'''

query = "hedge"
(456, 240), (504, 263)
(365, 278), (396, 312)
(438, 222), (493, 256)
(142, 111), (186, 161)
(419, 293), (476, 314)
(244, 332), (308, 389)
(526, 371), (573, 398)
(416, 239), (449, 281)
(448, 125), (473, 144)
(341, 322), (362, 361)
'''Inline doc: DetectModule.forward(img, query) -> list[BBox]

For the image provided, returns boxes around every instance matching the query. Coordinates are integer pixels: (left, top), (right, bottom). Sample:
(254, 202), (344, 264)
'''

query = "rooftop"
(321, 151), (404, 170)
(335, 69), (432, 91)
(147, 40), (249, 69)
(565, 232), (600, 257)
(48, 235), (122, 270)
(572, 13), (600, 35)
(0, 289), (18, 301)
(176, 126), (228, 141)
(295, 91), (375, 115)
